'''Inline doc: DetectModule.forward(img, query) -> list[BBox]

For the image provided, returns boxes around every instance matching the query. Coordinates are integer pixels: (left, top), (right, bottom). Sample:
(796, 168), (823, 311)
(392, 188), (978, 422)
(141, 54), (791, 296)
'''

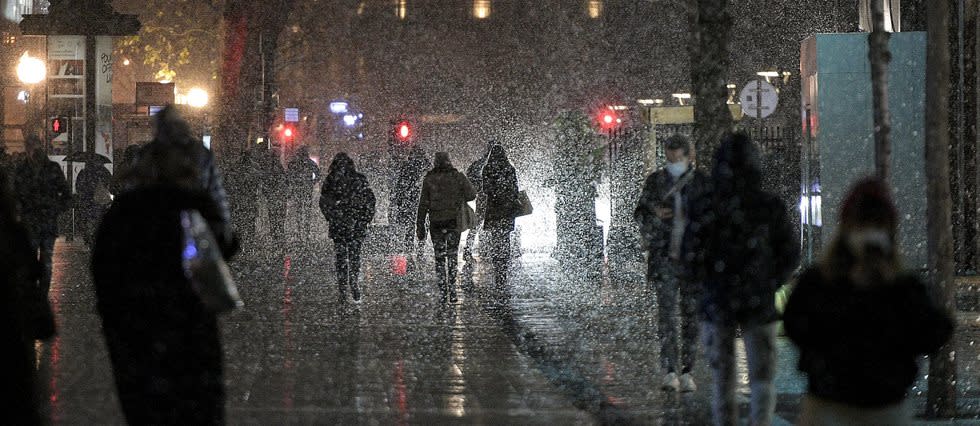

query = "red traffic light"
(51, 116), (68, 134)
(598, 109), (621, 131)
(395, 121), (412, 142)
(284, 127), (294, 138)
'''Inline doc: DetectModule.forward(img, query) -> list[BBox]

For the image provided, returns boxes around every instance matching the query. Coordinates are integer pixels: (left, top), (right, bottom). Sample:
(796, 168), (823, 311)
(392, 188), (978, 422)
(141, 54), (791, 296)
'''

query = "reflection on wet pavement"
(33, 240), (980, 424)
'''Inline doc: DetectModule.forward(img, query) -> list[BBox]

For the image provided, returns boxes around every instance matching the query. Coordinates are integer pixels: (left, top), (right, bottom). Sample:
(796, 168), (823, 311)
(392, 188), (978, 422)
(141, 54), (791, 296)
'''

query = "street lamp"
(16, 52), (45, 84)
(187, 88), (209, 108)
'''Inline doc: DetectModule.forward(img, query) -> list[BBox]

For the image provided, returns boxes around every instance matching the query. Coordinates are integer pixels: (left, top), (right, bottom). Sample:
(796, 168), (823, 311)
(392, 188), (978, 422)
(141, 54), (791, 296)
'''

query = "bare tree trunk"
(689, 0), (734, 166)
(925, 0), (958, 418)
(869, 0), (892, 180)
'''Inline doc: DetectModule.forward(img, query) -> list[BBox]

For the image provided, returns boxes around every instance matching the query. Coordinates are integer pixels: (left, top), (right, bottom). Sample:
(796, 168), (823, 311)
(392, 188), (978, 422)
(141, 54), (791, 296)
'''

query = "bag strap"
(663, 170), (694, 200)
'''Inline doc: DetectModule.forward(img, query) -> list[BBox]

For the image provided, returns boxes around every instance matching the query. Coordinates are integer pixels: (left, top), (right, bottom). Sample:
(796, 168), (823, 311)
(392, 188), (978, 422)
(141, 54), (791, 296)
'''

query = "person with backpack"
(691, 132), (799, 426)
(784, 178), (953, 425)
(320, 153), (375, 304)
(634, 133), (710, 393)
(417, 152), (477, 304)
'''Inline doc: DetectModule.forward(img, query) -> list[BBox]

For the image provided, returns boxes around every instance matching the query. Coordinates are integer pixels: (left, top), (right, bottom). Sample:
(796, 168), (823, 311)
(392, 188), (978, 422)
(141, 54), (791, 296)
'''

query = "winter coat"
(0, 219), (48, 425)
(482, 150), (519, 230)
(692, 134), (799, 325)
(417, 165), (476, 230)
(784, 267), (954, 407)
(634, 167), (710, 258)
(91, 185), (235, 425)
(320, 170), (375, 241)
(13, 157), (71, 238)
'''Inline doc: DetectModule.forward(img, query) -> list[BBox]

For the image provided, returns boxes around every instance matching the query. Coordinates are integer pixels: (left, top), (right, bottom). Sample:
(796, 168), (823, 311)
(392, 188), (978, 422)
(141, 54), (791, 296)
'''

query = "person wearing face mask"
(784, 177), (954, 425)
(634, 134), (710, 392)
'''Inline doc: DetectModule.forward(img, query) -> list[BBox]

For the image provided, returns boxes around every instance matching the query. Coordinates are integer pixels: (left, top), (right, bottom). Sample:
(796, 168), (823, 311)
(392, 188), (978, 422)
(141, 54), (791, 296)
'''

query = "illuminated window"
(587, 0), (602, 19)
(2, 33), (16, 46)
(396, 0), (406, 20)
(473, 0), (490, 19)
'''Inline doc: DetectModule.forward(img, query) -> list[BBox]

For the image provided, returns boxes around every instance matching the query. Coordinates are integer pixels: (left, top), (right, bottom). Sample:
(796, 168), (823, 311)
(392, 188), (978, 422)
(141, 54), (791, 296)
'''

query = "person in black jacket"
(0, 170), (55, 425)
(691, 132), (799, 426)
(320, 153), (375, 304)
(416, 152), (476, 304)
(92, 106), (237, 425)
(75, 156), (113, 246)
(481, 145), (520, 290)
(13, 148), (72, 294)
(784, 178), (953, 425)
(634, 134), (710, 392)
(287, 146), (320, 243)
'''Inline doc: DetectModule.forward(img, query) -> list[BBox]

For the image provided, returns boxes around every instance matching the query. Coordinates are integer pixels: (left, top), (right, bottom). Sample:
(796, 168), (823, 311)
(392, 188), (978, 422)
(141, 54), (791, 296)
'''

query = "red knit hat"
(839, 177), (898, 231)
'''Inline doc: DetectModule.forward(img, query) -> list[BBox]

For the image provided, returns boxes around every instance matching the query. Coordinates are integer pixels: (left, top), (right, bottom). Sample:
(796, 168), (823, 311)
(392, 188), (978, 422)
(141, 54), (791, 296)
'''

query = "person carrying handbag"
(481, 145), (522, 291)
(416, 152), (476, 304)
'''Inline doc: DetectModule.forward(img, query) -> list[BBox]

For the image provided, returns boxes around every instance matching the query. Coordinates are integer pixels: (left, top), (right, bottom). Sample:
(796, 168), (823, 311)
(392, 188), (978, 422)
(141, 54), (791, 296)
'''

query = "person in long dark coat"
(690, 132), (799, 426)
(784, 178), (953, 425)
(14, 148), (72, 294)
(416, 152), (476, 304)
(320, 153), (375, 303)
(92, 105), (236, 425)
(481, 145), (520, 290)
(0, 170), (55, 425)
(462, 145), (491, 283)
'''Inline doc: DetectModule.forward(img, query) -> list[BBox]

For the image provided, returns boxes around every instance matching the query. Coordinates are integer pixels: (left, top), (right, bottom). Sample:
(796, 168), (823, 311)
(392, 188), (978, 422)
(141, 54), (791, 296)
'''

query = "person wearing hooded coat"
(690, 132), (799, 426)
(320, 153), (375, 303)
(784, 178), (953, 425)
(480, 145), (521, 290)
(416, 152), (476, 304)
(287, 146), (320, 243)
(0, 170), (56, 425)
(91, 105), (237, 425)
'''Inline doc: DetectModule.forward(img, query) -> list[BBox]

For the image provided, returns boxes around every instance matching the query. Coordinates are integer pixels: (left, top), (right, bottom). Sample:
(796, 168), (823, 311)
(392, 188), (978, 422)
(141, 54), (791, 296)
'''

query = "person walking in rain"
(75, 154), (113, 246)
(287, 146), (320, 244)
(391, 145), (430, 256)
(251, 143), (287, 252)
(320, 153), (376, 304)
(91, 105), (236, 425)
(481, 145), (520, 290)
(784, 178), (953, 425)
(0, 170), (56, 425)
(462, 144), (491, 285)
(13, 147), (72, 295)
(691, 132), (799, 426)
(634, 134), (710, 393)
(416, 152), (476, 304)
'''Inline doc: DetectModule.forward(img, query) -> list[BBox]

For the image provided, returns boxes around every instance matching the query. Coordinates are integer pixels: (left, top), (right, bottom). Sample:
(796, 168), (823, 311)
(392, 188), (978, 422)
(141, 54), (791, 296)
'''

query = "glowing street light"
(16, 52), (45, 84)
(187, 88), (209, 108)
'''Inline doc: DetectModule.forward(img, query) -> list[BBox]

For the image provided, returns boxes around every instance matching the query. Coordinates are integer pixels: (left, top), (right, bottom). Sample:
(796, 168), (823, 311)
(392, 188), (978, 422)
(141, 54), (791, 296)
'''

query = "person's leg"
(655, 258), (679, 376)
(38, 235), (56, 294)
(679, 266), (701, 376)
(743, 322), (778, 426)
(349, 238), (363, 302)
(445, 230), (461, 302)
(431, 226), (449, 302)
(703, 321), (738, 426)
(334, 239), (349, 302)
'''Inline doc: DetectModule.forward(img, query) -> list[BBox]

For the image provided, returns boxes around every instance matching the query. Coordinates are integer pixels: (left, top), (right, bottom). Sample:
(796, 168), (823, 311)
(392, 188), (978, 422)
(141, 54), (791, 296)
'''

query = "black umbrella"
(64, 151), (111, 164)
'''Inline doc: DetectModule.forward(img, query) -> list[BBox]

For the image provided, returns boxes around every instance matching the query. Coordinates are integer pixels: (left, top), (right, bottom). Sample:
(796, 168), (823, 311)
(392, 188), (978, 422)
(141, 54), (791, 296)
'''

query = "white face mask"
(666, 160), (688, 177)
(847, 228), (892, 255)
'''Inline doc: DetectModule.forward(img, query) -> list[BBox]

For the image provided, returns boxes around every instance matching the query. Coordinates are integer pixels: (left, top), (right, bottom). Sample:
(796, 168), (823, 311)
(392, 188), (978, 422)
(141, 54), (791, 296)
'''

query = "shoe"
(679, 373), (696, 393)
(661, 372), (680, 391)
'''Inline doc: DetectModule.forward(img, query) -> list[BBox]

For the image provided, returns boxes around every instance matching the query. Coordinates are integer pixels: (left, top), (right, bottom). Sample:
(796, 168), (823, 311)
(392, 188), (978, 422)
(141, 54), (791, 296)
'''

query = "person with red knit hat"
(784, 177), (954, 425)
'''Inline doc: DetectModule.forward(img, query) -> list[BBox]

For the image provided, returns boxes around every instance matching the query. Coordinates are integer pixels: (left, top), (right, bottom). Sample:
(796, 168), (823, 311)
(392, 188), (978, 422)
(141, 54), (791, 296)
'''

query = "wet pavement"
(34, 239), (980, 424)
